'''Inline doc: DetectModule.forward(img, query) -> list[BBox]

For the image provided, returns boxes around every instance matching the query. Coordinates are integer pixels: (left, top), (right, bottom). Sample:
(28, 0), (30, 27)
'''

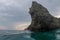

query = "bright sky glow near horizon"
(0, 0), (60, 30)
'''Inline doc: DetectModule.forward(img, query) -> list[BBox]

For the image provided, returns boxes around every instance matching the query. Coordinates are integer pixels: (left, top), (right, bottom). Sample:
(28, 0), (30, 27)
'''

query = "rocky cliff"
(26, 1), (60, 32)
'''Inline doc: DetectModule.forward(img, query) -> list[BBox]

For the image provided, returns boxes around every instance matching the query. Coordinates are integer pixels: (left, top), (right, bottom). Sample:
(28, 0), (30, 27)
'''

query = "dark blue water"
(0, 30), (60, 40)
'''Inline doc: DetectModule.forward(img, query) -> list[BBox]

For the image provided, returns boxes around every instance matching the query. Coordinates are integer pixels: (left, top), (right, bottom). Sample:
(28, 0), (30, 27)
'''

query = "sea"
(0, 29), (60, 40)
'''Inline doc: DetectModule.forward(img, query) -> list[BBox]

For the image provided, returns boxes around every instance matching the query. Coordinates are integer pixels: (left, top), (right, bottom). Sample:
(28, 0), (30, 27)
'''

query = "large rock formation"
(27, 1), (60, 32)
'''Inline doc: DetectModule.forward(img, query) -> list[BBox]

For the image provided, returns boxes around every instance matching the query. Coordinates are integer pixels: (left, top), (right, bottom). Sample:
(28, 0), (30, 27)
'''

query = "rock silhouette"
(27, 1), (60, 32)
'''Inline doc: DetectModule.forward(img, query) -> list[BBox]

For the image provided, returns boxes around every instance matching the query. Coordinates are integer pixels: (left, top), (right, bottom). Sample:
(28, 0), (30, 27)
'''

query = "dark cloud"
(0, 0), (32, 30)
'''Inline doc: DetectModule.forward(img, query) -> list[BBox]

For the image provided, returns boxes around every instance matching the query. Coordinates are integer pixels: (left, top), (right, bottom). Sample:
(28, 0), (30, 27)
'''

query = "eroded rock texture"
(27, 1), (60, 32)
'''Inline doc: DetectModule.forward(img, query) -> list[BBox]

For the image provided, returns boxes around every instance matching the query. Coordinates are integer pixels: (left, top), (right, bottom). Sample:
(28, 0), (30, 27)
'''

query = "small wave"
(0, 30), (34, 40)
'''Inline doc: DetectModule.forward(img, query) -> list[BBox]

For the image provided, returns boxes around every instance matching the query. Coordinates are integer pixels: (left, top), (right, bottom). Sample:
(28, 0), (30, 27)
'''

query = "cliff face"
(27, 1), (60, 31)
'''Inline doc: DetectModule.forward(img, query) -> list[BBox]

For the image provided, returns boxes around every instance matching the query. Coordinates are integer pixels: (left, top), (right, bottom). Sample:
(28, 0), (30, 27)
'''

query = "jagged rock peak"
(26, 1), (60, 32)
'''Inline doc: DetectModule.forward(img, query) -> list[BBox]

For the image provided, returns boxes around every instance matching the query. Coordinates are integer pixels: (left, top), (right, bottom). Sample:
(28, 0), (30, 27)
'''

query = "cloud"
(12, 22), (31, 30)
(0, 0), (31, 26)
(0, 26), (7, 30)
(0, 0), (60, 30)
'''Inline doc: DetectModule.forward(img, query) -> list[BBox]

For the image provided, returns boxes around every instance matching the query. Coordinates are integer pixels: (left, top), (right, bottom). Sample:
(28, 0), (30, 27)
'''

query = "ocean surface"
(0, 29), (60, 40)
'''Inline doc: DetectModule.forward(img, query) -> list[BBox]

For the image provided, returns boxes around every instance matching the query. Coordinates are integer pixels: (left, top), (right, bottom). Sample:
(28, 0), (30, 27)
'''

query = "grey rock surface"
(27, 1), (60, 32)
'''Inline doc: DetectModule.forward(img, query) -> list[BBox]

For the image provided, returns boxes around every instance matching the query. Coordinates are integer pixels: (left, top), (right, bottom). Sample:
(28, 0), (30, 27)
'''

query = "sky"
(0, 0), (60, 30)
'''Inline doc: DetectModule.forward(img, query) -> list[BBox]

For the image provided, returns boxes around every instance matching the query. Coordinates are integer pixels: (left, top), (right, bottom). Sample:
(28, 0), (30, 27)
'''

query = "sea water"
(0, 29), (60, 40)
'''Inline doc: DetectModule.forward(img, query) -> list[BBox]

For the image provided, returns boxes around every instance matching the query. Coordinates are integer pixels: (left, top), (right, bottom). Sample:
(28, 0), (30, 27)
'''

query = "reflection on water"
(31, 31), (56, 40)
